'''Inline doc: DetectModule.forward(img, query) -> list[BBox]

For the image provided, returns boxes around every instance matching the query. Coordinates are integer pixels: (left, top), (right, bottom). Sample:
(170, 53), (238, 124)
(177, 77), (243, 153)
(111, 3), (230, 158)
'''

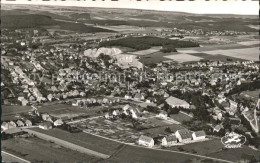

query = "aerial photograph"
(1, 0), (259, 162)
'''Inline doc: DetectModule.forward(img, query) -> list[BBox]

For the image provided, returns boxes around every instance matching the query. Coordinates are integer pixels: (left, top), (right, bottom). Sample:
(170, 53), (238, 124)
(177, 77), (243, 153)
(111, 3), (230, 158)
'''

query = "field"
(129, 47), (160, 56)
(2, 136), (100, 162)
(169, 112), (192, 123)
(240, 89), (260, 102)
(29, 127), (122, 155)
(106, 144), (218, 163)
(167, 139), (223, 155)
(2, 105), (33, 121)
(207, 146), (260, 162)
(38, 102), (124, 120)
(202, 47), (258, 61)
(140, 52), (173, 65)
(164, 53), (203, 63)
(38, 103), (89, 119)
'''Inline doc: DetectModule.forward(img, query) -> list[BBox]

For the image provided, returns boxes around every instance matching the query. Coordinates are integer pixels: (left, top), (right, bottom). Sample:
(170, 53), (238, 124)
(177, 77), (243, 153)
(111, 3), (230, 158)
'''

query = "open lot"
(2, 136), (100, 162)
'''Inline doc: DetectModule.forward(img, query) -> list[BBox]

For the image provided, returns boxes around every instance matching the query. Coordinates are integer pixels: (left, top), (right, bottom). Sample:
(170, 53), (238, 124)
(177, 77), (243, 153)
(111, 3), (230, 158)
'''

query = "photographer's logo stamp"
(221, 132), (246, 148)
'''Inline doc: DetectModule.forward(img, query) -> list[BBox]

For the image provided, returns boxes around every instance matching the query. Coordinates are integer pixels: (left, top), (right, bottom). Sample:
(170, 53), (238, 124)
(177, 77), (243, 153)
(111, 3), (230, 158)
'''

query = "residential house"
(54, 119), (64, 126)
(175, 129), (192, 143)
(112, 110), (120, 117)
(9, 121), (17, 129)
(39, 122), (52, 130)
(124, 94), (132, 99)
(161, 135), (178, 146)
(134, 93), (144, 101)
(25, 120), (32, 127)
(41, 113), (53, 122)
(213, 124), (224, 132)
(21, 99), (29, 106)
(16, 120), (25, 127)
(192, 131), (206, 141)
(156, 111), (168, 120)
(138, 135), (154, 147)
(1, 122), (9, 131)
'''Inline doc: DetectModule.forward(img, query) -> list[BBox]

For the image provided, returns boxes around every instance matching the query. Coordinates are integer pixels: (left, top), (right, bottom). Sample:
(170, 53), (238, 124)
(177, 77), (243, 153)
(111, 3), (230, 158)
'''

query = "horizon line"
(2, 0), (258, 16)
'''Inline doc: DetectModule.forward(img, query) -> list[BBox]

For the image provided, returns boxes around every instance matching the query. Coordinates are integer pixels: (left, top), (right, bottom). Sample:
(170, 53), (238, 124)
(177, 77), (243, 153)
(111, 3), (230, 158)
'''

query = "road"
(2, 151), (30, 163)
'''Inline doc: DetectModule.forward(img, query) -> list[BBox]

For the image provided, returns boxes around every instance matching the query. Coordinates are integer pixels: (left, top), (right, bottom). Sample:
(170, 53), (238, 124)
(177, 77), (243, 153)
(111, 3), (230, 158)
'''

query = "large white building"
(165, 96), (190, 109)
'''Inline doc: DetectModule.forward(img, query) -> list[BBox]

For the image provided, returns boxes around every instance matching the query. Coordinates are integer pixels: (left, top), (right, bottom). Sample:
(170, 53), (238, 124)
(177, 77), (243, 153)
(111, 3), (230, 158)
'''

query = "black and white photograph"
(1, 0), (259, 162)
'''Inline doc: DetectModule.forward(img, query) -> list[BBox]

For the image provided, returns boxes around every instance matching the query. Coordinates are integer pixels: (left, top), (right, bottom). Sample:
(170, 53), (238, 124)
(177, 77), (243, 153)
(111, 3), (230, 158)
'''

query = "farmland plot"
(164, 54), (203, 63)
(203, 47), (258, 61)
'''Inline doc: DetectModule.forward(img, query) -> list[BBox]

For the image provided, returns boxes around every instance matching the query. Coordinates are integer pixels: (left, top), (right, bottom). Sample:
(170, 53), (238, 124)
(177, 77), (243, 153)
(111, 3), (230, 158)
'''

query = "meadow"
(2, 136), (100, 162)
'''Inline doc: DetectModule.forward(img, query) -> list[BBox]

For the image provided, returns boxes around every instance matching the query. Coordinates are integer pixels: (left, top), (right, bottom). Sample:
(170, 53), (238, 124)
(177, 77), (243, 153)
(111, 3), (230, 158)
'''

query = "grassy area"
(2, 105), (32, 121)
(207, 146), (260, 162)
(30, 127), (122, 155)
(169, 112), (192, 123)
(106, 145), (208, 162)
(2, 136), (101, 162)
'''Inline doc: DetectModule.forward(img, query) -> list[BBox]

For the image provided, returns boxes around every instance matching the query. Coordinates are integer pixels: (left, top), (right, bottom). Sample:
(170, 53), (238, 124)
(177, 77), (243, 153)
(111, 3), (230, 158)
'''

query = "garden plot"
(75, 117), (144, 143)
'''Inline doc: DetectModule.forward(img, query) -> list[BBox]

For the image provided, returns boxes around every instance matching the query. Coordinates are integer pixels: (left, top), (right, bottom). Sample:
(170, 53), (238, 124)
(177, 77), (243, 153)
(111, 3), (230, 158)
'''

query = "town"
(1, 3), (260, 163)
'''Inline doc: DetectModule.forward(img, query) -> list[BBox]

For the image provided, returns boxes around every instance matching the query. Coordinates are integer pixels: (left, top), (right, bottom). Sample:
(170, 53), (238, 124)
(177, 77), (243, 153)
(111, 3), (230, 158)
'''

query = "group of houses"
(138, 129), (206, 147)
(104, 104), (140, 119)
(1, 119), (32, 132)
(38, 112), (64, 130)
(72, 97), (121, 106)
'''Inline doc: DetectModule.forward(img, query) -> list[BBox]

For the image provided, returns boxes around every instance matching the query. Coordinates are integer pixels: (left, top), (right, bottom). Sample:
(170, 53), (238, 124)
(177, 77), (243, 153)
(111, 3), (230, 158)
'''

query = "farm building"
(161, 135), (178, 146)
(192, 130), (206, 141)
(175, 129), (192, 143)
(165, 96), (190, 109)
(138, 135), (154, 147)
